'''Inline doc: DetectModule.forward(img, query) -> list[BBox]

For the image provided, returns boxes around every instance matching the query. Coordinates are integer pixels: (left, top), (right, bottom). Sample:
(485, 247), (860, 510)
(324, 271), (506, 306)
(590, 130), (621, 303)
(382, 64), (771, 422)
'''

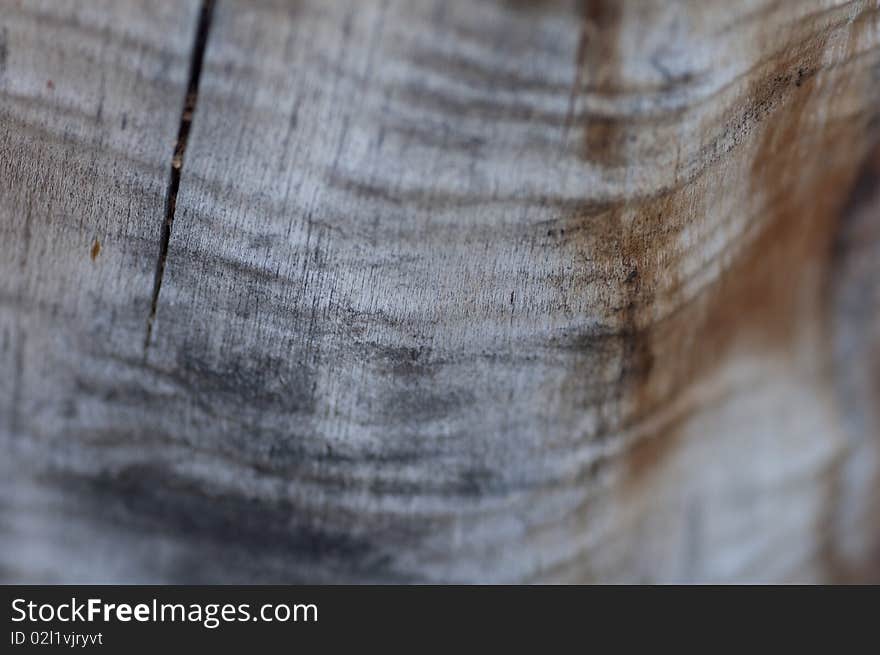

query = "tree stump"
(2, 0), (880, 582)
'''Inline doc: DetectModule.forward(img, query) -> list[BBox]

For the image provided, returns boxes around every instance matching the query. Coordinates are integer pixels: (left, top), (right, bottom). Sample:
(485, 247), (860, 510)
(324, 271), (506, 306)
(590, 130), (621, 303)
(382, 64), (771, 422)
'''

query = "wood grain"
(2, 0), (880, 582)
(0, 0), (202, 582)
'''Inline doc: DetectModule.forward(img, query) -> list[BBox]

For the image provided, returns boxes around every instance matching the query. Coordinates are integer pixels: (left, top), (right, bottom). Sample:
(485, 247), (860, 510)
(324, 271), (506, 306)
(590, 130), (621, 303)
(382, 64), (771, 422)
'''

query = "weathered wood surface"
(2, 0), (880, 582)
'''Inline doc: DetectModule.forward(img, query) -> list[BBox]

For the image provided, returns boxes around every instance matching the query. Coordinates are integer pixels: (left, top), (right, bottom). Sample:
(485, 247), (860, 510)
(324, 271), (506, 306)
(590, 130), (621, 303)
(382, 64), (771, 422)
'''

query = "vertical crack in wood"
(144, 0), (215, 355)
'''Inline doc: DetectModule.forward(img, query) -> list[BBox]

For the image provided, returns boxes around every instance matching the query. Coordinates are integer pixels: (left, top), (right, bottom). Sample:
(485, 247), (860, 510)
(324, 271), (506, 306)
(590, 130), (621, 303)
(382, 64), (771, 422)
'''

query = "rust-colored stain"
(521, 0), (880, 581)
(550, 2), (878, 571)
(90, 238), (101, 262)
(615, 26), (859, 492)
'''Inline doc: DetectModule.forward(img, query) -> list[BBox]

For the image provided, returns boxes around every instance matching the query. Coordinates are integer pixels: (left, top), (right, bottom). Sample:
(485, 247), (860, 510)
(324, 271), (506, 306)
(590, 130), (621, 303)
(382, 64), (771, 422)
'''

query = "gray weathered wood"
(0, 0), (202, 582)
(2, 0), (880, 582)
